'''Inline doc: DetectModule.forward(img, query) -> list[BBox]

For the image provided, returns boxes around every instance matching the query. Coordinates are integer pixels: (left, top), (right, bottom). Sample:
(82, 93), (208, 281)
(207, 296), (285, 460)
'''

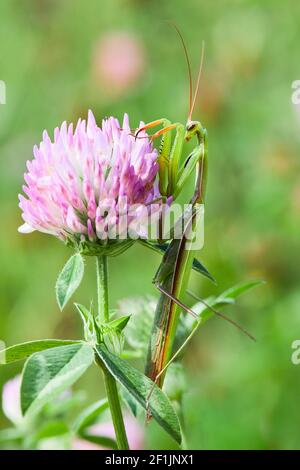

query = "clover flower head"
(19, 111), (164, 255)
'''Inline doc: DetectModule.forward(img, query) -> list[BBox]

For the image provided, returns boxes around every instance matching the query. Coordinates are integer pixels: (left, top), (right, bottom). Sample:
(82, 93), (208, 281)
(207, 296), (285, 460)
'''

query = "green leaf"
(44, 390), (86, 417)
(21, 343), (94, 416)
(73, 399), (109, 432)
(192, 258), (216, 283)
(0, 428), (23, 444)
(79, 433), (117, 449)
(177, 279), (265, 343)
(121, 387), (139, 417)
(105, 315), (131, 332)
(34, 421), (70, 440)
(0, 339), (81, 365)
(74, 303), (92, 326)
(74, 303), (97, 342)
(192, 279), (265, 320)
(100, 315), (132, 356)
(95, 344), (181, 444)
(139, 239), (216, 283)
(56, 254), (84, 310)
(218, 280), (265, 302)
(119, 297), (156, 353)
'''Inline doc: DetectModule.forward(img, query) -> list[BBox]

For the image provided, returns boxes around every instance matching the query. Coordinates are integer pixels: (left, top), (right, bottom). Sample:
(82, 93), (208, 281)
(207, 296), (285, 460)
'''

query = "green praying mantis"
(135, 27), (254, 390)
(135, 28), (208, 387)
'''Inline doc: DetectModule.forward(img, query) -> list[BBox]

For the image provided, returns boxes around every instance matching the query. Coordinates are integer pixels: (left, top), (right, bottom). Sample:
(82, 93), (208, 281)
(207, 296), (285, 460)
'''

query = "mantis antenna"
(168, 22), (205, 121)
(168, 21), (193, 119)
(188, 40), (205, 122)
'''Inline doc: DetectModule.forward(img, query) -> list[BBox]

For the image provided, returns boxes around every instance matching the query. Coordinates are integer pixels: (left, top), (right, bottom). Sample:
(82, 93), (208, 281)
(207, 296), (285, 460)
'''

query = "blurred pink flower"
(73, 415), (144, 450)
(2, 375), (22, 425)
(18, 111), (163, 254)
(92, 32), (146, 97)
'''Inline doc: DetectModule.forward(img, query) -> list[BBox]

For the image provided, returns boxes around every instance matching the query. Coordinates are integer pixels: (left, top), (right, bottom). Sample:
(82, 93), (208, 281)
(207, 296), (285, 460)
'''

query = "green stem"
(96, 255), (109, 323)
(103, 371), (129, 450)
(95, 255), (129, 450)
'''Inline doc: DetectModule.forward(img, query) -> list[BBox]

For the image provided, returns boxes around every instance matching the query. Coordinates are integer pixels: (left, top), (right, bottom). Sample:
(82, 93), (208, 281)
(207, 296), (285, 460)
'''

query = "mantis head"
(185, 120), (204, 142)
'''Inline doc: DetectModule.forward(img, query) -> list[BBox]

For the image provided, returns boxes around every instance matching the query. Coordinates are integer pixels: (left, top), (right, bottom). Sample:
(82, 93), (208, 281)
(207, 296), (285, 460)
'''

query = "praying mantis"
(136, 27), (254, 390)
(135, 28), (208, 387)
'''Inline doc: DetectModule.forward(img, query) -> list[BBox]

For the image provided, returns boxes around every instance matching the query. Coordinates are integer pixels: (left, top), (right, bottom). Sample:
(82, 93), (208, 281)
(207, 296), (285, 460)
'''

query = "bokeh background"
(0, 0), (300, 450)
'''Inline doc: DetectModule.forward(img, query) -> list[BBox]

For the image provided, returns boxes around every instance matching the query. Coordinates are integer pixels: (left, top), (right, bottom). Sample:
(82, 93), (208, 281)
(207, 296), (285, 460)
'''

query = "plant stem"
(96, 255), (109, 323)
(95, 255), (129, 450)
(103, 370), (129, 449)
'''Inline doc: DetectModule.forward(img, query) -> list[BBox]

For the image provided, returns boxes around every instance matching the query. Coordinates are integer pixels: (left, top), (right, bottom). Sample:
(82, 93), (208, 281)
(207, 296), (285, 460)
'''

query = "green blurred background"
(0, 0), (300, 449)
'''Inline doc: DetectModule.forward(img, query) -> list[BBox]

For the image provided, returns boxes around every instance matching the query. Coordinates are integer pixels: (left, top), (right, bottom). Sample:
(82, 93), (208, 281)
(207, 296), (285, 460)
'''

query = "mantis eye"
(186, 122), (196, 132)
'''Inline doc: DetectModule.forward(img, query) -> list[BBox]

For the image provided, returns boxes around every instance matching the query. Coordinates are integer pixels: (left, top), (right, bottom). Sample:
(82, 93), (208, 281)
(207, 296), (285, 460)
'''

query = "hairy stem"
(96, 255), (109, 323)
(95, 255), (129, 450)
